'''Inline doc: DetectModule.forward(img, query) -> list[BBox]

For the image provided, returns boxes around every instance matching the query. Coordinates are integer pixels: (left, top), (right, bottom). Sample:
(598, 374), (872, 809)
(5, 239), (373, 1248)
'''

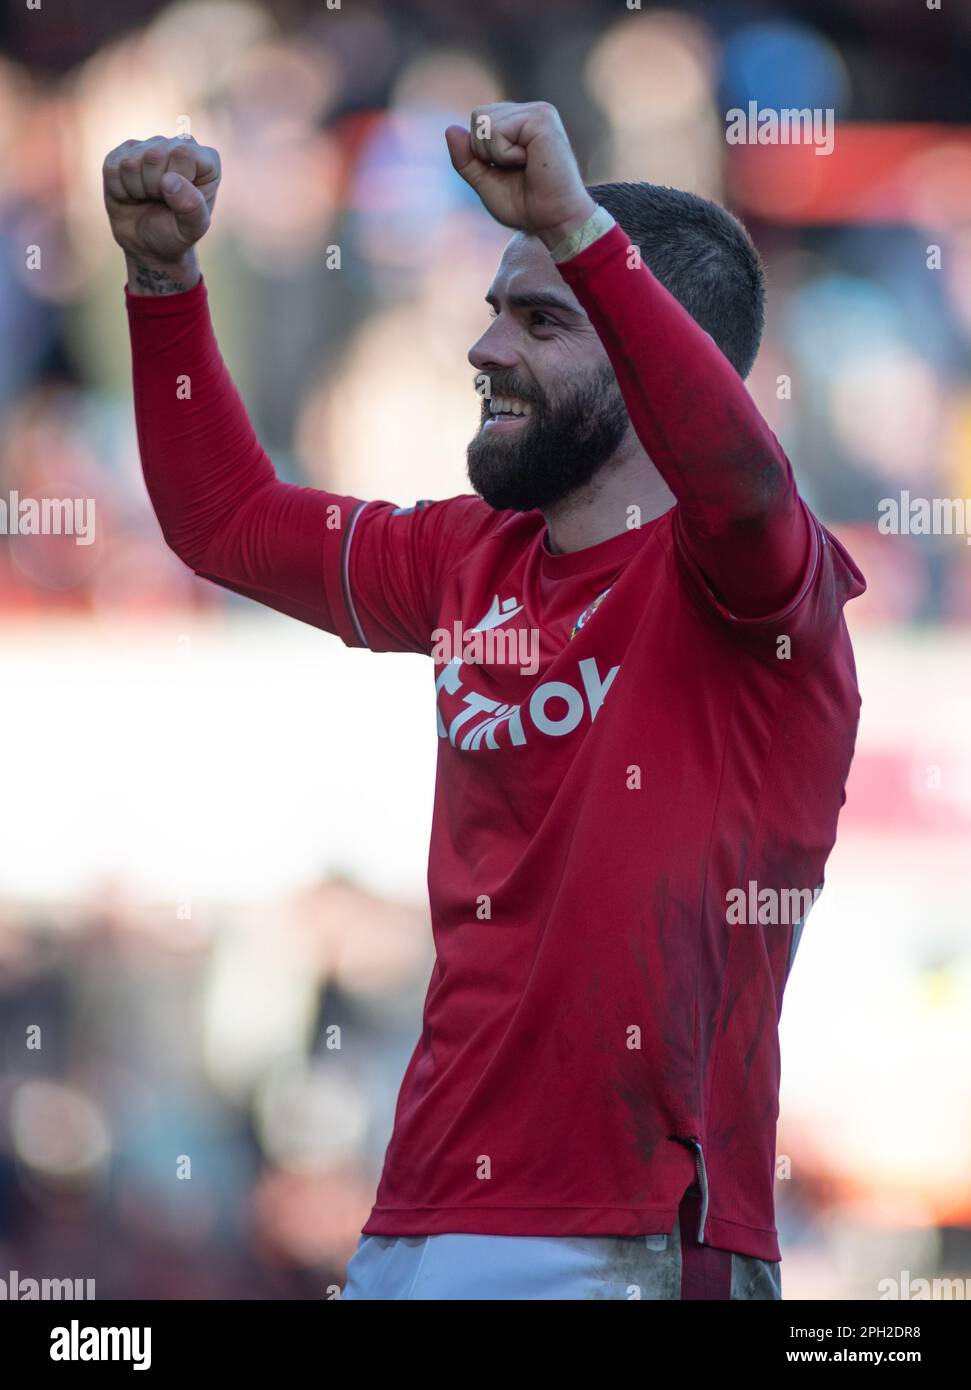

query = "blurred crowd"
(1, 0), (970, 1298)
(0, 877), (433, 1298)
(0, 1), (969, 620)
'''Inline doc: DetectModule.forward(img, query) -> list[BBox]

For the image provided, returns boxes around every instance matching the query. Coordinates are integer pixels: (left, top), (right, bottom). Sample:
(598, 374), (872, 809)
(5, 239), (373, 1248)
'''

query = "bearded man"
(105, 100), (864, 1300)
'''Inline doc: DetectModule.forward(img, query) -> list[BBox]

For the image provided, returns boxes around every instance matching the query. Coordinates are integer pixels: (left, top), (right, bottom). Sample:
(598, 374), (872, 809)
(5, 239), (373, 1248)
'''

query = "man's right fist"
(103, 135), (221, 263)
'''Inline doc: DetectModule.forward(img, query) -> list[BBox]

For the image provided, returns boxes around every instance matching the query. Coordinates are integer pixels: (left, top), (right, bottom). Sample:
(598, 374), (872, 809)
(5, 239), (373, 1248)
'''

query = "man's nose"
(468, 319), (518, 373)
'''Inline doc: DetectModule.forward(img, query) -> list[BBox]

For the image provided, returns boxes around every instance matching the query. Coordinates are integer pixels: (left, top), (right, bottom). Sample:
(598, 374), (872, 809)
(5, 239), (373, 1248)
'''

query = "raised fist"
(103, 135), (221, 265)
(445, 102), (594, 248)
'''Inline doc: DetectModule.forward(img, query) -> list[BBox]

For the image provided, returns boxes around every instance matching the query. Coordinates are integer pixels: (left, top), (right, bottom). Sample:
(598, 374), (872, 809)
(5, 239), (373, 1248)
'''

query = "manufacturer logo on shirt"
(470, 594), (524, 631)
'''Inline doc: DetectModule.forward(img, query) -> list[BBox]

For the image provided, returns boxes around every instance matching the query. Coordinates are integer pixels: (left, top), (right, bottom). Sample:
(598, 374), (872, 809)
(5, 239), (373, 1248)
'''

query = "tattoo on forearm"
(131, 261), (189, 295)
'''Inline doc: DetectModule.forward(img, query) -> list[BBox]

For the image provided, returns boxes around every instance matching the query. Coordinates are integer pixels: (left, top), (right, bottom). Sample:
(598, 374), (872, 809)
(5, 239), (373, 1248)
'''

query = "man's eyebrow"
(485, 289), (585, 317)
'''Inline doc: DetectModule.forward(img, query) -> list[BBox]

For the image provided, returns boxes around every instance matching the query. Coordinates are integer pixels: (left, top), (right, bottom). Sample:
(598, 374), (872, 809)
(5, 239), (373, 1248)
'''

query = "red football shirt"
(125, 222), (865, 1261)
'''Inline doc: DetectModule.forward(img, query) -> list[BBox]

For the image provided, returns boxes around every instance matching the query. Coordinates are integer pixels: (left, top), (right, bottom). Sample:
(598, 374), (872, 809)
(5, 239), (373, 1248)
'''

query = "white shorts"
(341, 1201), (781, 1301)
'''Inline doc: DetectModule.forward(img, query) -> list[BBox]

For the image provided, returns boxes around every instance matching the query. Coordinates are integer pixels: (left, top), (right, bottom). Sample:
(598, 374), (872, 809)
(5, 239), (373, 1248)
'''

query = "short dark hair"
(584, 182), (766, 379)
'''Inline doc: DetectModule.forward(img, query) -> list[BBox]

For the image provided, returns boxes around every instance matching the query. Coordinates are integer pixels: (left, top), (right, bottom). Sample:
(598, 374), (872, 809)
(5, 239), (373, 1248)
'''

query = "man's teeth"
(488, 396), (531, 416)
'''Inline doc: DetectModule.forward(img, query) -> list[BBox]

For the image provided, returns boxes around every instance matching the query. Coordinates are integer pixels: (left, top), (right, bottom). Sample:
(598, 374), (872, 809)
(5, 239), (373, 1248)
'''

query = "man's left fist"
(445, 101), (595, 250)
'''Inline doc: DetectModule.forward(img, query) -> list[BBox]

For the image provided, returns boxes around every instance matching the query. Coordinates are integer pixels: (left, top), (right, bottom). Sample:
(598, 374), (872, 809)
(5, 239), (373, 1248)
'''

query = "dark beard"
(466, 363), (629, 512)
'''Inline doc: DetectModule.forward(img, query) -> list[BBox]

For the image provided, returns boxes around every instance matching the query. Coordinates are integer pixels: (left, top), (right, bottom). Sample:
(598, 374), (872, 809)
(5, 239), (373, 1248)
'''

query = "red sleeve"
(322, 494), (500, 654)
(125, 276), (497, 653)
(673, 504), (866, 668)
(555, 220), (814, 621)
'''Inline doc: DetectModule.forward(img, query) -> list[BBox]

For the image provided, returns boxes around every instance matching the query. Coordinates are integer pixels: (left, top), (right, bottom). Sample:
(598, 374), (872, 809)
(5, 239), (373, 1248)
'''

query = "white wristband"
(549, 205), (616, 263)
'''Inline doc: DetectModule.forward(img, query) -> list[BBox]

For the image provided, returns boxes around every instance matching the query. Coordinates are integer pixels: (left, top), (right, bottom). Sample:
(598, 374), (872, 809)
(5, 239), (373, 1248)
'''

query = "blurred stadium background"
(1, 0), (969, 1299)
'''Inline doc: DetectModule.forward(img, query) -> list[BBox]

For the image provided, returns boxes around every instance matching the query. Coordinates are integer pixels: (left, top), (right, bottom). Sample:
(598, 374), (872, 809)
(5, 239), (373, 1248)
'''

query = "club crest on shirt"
(570, 586), (613, 640)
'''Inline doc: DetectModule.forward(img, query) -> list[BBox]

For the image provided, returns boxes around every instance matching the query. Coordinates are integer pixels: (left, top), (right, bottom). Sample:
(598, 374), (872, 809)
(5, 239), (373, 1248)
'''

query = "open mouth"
(483, 395), (533, 429)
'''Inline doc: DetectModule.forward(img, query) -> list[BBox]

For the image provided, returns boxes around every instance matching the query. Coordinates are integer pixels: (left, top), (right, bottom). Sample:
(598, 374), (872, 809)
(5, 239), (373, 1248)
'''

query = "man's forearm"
(126, 265), (271, 571)
(125, 249), (201, 296)
(556, 221), (812, 617)
(125, 266), (344, 630)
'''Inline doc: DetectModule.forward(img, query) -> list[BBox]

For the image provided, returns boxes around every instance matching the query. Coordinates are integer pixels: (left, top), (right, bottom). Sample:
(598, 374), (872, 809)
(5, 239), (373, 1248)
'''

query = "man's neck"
(543, 446), (677, 555)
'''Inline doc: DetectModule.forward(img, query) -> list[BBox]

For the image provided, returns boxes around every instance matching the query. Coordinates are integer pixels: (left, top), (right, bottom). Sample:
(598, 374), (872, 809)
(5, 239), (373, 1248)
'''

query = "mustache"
(476, 375), (544, 409)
